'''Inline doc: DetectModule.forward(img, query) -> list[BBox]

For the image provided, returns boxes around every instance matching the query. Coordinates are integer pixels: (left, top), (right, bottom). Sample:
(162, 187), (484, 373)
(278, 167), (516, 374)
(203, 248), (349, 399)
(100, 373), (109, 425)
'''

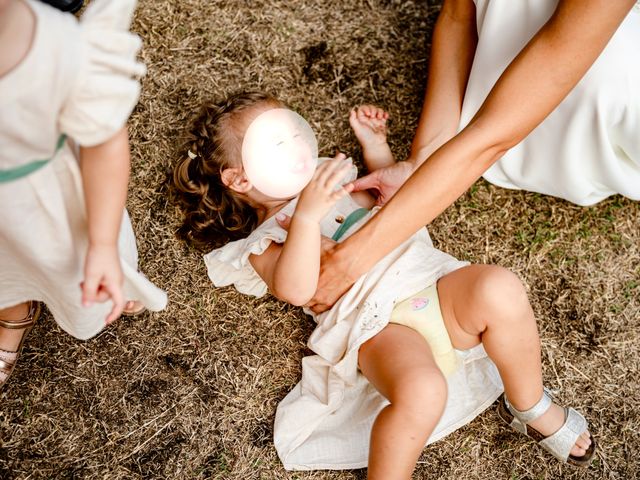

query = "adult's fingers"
(319, 234), (338, 251)
(374, 189), (393, 206)
(310, 303), (330, 314)
(330, 184), (352, 202)
(351, 171), (380, 193)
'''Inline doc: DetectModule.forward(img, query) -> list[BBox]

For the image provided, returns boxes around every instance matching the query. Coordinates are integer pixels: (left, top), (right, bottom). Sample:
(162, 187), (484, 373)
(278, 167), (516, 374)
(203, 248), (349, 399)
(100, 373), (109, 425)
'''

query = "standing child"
(172, 92), (594, 479)
(0, 0), (167, 389)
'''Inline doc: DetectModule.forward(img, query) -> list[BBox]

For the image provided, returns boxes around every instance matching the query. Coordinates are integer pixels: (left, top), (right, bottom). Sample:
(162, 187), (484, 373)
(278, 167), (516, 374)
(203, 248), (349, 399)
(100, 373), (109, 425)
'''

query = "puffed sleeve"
(58, 0), (146, 146)
(203, 220), (288, 297)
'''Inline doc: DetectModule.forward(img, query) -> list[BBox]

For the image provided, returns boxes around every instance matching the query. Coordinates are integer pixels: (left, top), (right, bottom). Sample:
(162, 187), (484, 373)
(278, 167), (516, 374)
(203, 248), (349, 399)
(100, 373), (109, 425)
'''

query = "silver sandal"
(0, 301), (41, 390)
(497, 388), (596, 467)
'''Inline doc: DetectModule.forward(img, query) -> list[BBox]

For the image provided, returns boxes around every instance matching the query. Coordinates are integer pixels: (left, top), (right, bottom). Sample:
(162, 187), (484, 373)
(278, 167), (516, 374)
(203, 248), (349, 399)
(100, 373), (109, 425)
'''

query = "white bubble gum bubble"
(242, 109), (318, 198)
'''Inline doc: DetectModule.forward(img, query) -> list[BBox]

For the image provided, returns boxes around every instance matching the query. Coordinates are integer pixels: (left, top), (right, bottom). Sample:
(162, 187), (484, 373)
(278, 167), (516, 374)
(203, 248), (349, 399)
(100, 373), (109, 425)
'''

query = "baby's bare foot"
(527, 401), (592, 458)
(350, 105), (394, 171)
(350, 105), (389, 146)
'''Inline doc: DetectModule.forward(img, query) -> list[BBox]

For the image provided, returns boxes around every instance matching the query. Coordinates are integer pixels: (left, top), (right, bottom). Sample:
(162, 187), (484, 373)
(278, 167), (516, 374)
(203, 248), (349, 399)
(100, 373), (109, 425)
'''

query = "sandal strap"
(0, 316), (35, 329)
(0, 356), (15, 373)
(506, 388), (553, 424)
(539, 407), (588, 462)
(0, 302), (40, 329)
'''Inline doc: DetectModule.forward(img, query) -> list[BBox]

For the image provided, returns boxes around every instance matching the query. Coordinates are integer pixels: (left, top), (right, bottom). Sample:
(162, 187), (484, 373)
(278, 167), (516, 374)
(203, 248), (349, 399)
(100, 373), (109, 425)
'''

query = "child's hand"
(295, 153), (354, 224)
(81, 244), (125, 324)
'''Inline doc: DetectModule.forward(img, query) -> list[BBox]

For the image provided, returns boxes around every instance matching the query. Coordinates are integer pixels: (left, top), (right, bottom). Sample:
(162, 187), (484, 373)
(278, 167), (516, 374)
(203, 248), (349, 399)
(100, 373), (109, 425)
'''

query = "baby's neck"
(0, 0), (35, 78)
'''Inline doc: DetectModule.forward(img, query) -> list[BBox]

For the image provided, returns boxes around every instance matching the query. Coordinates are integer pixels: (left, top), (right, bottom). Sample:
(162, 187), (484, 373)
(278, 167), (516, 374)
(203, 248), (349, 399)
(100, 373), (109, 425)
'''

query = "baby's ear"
(221, 167), (252, 193)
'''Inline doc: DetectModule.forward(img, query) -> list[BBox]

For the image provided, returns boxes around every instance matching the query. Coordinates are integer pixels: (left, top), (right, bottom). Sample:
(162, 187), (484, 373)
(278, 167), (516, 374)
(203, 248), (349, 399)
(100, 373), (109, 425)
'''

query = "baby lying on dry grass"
(172, 91), (594, 479)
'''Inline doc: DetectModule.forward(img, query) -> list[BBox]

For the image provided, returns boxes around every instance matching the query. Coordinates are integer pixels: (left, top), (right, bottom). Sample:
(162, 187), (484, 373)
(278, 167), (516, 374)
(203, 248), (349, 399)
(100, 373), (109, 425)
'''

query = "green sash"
(331, 207), (370, 242)
(0, 134), (67, 183)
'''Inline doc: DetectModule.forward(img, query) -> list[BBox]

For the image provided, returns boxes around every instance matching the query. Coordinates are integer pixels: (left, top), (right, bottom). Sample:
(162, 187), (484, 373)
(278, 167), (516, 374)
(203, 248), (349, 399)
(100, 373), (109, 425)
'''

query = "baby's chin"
(271, 192), (300, 201)
(254, 189), (301, 203)
(259, 182), (310, 201)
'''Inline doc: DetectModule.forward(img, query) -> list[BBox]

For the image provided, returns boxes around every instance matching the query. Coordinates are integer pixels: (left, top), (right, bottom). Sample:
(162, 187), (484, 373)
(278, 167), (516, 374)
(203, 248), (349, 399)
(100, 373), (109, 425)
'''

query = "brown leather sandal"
(0, 301), (41, 390)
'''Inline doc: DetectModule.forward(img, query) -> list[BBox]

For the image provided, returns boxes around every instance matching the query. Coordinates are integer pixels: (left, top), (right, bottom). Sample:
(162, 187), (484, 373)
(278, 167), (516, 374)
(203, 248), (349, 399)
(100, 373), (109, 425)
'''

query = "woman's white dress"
(0, 0), (167, 340)
(206, 161), (503, 470)
(459, 0), (640, 205)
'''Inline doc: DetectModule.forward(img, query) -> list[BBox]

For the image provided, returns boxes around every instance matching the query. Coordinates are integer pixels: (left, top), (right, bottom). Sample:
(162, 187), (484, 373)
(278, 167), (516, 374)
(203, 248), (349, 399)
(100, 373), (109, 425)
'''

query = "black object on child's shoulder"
(40, 0), (84, 13)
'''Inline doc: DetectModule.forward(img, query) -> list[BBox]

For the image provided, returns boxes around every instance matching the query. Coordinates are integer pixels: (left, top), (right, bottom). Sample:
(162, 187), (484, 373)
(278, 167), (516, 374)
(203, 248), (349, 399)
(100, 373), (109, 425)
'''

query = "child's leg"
(436, 264), (592, 457)
(359, 323), (447, 480)
(0, 302), (32, 383)
(0, 303), (30, 348)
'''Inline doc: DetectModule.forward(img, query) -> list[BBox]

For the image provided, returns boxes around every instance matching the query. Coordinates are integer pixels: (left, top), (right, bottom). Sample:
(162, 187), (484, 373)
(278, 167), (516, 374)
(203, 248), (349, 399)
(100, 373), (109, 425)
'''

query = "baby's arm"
(249, 215), (320, 306)
(79, 127), (130, 322)
(249, 156), (353, 306)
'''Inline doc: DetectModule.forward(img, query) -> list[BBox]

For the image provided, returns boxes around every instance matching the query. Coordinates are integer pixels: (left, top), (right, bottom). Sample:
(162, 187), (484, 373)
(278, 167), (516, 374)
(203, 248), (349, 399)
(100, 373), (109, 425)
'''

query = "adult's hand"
(350, 161), (415, 206)
(276, 215), (356, 313)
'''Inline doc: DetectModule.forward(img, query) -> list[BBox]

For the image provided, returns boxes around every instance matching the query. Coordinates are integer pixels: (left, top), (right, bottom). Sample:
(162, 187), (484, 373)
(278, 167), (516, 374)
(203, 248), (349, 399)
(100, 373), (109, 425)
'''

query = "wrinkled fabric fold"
(0, 0), (166, 339)
(462, 0), (640, 205)
(206, 164), (503, 470)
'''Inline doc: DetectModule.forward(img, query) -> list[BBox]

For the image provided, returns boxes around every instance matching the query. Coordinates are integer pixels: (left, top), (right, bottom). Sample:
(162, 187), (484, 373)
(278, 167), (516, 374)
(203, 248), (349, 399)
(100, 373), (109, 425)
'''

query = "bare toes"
(571, 446), (587, 458)
(357, 109), (370, 122)
(575, 438), (589, 451)
(578, 431), (592, 447)
(570, 432), (592, 457)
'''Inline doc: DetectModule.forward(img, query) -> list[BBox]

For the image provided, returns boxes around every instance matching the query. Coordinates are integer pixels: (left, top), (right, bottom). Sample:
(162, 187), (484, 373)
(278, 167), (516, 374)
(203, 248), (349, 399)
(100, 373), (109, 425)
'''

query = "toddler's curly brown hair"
(172, 91), (283, 251)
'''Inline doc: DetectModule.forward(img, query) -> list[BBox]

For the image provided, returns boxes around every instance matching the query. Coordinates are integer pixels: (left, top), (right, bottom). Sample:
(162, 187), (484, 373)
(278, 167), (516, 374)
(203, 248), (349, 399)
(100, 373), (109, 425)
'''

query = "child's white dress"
(461, 0), (640, 205)
(205, 163), (504, 470)
(0, 0), (167, 339)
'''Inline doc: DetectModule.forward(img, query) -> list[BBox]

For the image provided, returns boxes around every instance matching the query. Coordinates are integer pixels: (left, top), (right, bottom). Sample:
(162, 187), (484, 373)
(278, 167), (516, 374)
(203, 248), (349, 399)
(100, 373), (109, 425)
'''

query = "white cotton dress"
(460, 0), (640, 205)
(0, 0), (167, 340)
(205, 161), (503, 470)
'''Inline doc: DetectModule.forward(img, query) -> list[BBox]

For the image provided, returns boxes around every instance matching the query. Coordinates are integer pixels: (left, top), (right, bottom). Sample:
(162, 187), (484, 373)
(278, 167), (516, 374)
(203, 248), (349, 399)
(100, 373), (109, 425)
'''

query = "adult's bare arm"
(351, 0), (477, 204)
(409, 0), (478, 164)
(308, 0), (636, 313)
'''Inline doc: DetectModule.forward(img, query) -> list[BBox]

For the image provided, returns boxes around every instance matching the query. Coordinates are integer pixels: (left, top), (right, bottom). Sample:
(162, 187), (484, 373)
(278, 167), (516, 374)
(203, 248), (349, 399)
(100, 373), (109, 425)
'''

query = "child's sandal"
(121, 301), (146, 317)
(0, 301), (41, 390)
(497, 388), (596, 467)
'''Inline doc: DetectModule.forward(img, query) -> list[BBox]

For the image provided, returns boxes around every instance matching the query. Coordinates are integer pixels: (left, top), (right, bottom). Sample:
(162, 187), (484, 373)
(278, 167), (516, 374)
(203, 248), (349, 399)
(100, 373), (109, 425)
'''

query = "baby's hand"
(81, 244), (125, 324)
(294, 153), (354, 224)
(349, 105), (389, 148)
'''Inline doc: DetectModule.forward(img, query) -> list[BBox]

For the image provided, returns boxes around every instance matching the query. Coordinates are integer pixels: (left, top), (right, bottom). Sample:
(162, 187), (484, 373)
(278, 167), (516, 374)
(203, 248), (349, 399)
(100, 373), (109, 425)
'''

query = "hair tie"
(187, 150), (197, 160)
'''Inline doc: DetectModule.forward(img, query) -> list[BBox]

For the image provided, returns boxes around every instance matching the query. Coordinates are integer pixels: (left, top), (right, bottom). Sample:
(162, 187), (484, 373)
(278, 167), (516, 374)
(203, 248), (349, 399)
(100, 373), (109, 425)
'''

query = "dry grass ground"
(1, 0), (639, 479)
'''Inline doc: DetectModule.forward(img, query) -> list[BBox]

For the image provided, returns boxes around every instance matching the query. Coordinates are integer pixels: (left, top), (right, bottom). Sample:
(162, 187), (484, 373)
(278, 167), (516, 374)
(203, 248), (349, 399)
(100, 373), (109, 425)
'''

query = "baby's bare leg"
(437, 264), (592, 457)
(359, 324), (446, 480)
